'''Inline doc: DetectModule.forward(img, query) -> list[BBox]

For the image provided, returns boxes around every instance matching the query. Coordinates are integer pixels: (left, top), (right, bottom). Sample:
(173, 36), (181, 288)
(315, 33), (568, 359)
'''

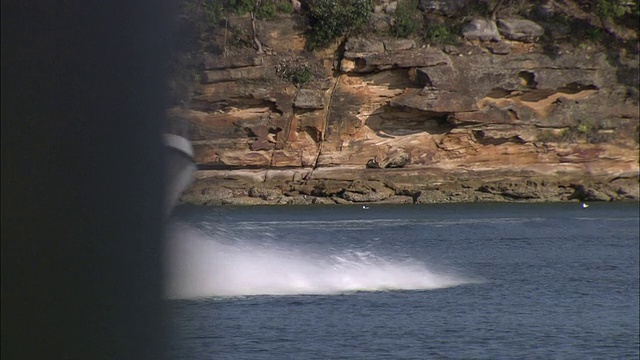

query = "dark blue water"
(168, 202), (639, 359)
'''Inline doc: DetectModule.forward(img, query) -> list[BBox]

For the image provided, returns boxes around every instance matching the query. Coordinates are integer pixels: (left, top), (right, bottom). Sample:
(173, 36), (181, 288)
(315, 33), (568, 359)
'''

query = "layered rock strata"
(171, 14), (639, 205)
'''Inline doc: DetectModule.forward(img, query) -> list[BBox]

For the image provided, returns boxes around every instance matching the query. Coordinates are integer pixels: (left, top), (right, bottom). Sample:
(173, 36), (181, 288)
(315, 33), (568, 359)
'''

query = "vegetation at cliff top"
(303, 0), (374, 50)
(179, 0), (639, 54)
(256, 0), (295, 20)
(181, 0), (295, 28)
(595, 0), (639, 19)
(392, 0), (421, 38)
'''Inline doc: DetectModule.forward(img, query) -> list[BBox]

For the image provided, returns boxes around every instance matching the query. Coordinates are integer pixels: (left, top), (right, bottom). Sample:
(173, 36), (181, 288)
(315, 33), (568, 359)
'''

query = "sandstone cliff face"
(170, 8), (639, 205)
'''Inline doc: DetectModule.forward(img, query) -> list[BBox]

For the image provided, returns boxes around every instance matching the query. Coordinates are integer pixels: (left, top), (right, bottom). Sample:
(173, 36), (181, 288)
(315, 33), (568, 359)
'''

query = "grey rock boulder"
(344, 37), (385, 58)
(497, 19), (544, 42)
(462, 19), (500, 42)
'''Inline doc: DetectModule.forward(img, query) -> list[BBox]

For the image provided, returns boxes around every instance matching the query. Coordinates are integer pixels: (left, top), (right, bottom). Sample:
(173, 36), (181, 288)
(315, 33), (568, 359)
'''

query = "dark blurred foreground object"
(2, 1), (174, 359)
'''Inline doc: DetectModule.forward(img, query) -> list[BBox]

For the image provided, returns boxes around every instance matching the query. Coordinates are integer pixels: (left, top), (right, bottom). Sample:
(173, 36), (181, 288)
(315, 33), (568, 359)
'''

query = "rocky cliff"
(169, 0), (639, 205)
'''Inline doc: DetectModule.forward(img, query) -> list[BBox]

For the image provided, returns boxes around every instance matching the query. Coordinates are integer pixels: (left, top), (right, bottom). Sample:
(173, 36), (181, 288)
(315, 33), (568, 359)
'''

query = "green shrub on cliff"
(392, 0), (422, 38)
(181, 0), (249, 28)
(596, 0), (631, 19)
(183, 0), (224, 27)
(229, 25), (254, 48)
(182, 0), (295, 28)
(585, 27), (605, 42)
(254, 0), (297, 19)
(304, 0), (373, 50)
(226, 0), (256, 15)
(291, 67), (313, 84)
(424, 24), (457, 44)
(277, 1), (294, 14)
(257, 1), (277, 19)
(276, 57), (316, 85)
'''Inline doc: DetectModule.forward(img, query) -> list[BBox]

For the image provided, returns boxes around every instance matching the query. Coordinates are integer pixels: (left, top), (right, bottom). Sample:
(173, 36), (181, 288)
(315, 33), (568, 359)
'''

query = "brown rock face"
(171, 15), (639, 205)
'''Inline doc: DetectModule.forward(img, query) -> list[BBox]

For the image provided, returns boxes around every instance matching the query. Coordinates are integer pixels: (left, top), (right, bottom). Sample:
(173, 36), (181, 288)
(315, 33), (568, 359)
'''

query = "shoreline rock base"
(180, 168), (639, 206)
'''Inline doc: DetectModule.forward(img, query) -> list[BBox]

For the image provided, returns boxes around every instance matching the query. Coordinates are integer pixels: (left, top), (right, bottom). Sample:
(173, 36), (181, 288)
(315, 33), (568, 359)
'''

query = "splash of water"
(164, 224), (472, 299)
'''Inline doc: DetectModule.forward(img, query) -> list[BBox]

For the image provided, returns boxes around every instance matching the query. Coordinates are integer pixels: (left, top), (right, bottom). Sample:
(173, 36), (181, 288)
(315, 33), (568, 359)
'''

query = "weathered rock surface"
(485, 41), (512, 55)
(249, 186), (283, 200)
(497, 19), (545, 42)
(419, 0), (469, 16)
(294, 89), (326, 109)
(170, 13), (639, 206)
(462, 19), (501, 42)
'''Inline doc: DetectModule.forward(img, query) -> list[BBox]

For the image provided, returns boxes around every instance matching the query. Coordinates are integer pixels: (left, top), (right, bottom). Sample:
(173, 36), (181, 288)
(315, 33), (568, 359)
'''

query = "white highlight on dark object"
(164, 134), (194, 158)
(164, 134), (196, 216)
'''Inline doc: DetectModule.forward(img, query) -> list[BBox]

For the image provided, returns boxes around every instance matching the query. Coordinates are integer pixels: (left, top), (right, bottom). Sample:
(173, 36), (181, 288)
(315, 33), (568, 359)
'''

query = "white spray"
(164, 223), (472, 299)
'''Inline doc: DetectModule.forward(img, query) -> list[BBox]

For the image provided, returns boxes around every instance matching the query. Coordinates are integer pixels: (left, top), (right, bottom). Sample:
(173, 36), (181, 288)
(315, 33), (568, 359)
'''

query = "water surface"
(168, 202), (639, 359)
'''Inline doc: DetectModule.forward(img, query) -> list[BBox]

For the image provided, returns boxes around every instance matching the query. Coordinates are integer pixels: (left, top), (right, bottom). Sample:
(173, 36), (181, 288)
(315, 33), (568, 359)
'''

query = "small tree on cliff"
(304, 0), (373, 50)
